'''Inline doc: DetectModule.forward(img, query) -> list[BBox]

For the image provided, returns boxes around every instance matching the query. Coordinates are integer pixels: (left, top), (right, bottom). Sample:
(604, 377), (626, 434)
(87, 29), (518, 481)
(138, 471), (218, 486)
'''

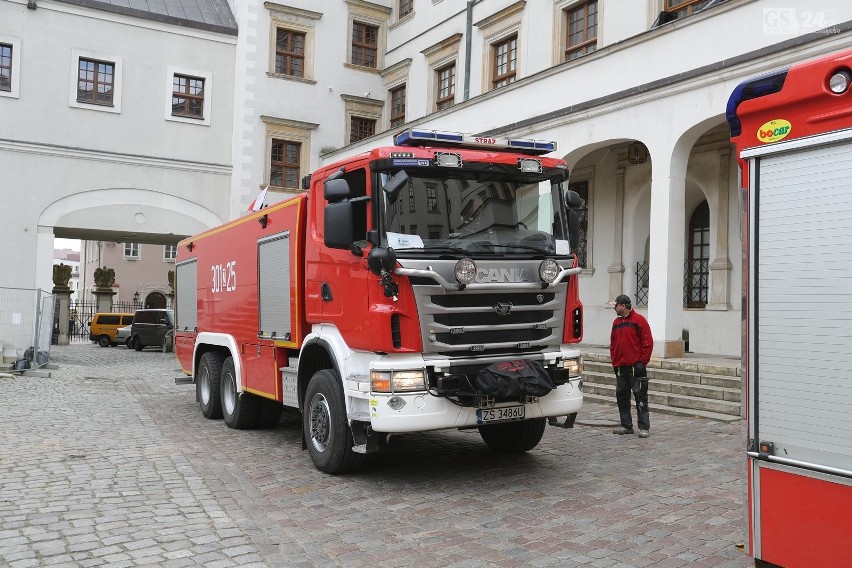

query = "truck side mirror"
(564, 189), (583, 209)
(382, 171), (409, 205)
(325, 178), (351, 202)
(367, 246), (397, 275)
(324, 202), (354, 249)
(567, 210), (580, 252)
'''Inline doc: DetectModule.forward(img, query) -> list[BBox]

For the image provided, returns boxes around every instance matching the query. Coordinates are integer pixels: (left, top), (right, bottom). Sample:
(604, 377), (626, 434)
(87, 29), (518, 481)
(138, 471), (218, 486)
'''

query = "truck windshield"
(379, 170), (570, 258)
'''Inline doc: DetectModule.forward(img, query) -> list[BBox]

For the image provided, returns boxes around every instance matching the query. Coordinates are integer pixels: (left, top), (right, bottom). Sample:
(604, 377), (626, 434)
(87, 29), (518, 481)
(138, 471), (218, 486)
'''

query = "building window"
(275, 29), (305, 77)
(124, 243), (140, 259)
(77, 58), (114, 105)
(436, 64), (455, 110)
(665, 0), (712, 18)
(492, 35), (517, 89)
(686, 200), (710, 307)
(164, 245), (177, 262)
(0, 43), (11, 92)
(350, 117), (376, 143)
(270, 139), (301, 188)
(568, 180), (589, 268)
(172, 74), (205, 118)
(426, 185), (439, 213)
(389, 85), (406, 129)
(352, 21), (378, 68)
(399, 0), (413, 17)
(409, 184), (415, 212)
(565, 1), (597, 61)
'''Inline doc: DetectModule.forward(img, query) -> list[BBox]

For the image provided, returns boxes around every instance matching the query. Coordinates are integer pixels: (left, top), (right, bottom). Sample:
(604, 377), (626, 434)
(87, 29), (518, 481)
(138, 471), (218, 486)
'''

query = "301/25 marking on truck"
(476, 405), (525, 424)
(211, 261), (237, 293)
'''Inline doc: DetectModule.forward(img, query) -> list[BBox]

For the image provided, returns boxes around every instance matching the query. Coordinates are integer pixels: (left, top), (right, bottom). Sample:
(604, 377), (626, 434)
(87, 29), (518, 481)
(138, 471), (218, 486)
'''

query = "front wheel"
(303, 369), (365, 474)
(478, 418), (547, 453)
(97, 335), (110, 348)
(133, 336), (144, 351)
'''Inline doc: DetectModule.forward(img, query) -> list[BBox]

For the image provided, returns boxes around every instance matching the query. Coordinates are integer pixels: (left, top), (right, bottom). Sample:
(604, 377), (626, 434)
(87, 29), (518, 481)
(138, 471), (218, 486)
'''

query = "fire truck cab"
(175, 129), (585, 473)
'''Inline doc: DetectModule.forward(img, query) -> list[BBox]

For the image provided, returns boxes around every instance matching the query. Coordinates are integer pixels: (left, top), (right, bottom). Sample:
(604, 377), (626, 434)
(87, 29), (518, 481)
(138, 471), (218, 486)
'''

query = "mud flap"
(350, 421), (381, 454)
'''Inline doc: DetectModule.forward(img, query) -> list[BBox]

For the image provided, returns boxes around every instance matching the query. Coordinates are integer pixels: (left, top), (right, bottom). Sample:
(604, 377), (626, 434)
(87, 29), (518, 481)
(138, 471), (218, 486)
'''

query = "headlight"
(562, 357), (583, 378)
(455, 258), (477, 284)
(370, 369), (426, 393)
(539, 259), (560, 283)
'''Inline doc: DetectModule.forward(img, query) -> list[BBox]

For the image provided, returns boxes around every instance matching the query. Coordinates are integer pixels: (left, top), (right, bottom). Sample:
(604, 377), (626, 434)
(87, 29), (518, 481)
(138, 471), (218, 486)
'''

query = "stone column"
(647, 144), (687, 358)
(93, 288), (117, 314)
(608, 166), (626, 301)
(52, 287), (72, 345)
(707, 149), (732, 311)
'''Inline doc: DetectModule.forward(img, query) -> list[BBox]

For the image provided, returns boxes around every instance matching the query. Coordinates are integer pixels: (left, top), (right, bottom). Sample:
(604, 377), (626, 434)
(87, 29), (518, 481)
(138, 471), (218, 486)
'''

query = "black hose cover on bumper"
(474, 359), (555, 399)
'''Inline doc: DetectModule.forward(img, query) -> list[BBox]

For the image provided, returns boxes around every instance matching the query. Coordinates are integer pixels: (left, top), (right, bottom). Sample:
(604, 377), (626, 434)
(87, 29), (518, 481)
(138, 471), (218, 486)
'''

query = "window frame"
(270, 138), (302, 189)
(69, 49), (122, 113)
(124, 243), (140, 260)
(260, 115), (316, 194)
(342, 93), (383, 146)
(165, 66), (212, 126)
(351, 21), (379, 69)
(171, 73), (205, 119)
(491, 35), (518, 90)
(436, 63), (456, 110)
(350, 116), (377, 143)
(389, 84), (406, 129)
(686, 200), (710, 308)
(345, 1), (390, 72)
(76, 57), (115, 106)
(274, 28), (306, 78)
(567, 166), (594, 272)
(564, 1), (598, 61)
(0, 40), (15, 96)
(164, 245), (177, 262)
(665, 0), (711, 18)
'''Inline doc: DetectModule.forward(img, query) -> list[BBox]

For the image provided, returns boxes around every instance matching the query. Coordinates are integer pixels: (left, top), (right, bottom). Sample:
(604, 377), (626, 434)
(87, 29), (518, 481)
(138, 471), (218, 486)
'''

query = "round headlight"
(539, 259), (560, 283)
(454, 258), (477, 284)
(829, 70), (851, 94)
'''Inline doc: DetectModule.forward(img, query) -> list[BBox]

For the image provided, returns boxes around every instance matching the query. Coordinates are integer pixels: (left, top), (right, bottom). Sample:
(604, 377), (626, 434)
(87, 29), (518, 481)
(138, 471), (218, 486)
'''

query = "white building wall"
(0, 0), (236, 293)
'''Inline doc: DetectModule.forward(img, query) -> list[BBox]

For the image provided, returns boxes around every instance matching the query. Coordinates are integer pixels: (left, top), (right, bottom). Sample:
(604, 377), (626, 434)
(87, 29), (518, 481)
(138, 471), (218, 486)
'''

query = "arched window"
(686, 201), (709, 307)
(145, 292), (167, 309)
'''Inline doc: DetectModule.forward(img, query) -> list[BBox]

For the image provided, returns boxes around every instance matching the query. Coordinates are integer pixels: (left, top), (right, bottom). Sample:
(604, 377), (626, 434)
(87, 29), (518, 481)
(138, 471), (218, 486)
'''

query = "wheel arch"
(193, 332), (241, 389)
(297, 338), (342, 411)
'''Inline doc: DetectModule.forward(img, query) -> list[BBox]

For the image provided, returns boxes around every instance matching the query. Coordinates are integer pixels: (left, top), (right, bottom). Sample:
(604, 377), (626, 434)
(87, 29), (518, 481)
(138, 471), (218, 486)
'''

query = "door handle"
(321, 283), (332, 301)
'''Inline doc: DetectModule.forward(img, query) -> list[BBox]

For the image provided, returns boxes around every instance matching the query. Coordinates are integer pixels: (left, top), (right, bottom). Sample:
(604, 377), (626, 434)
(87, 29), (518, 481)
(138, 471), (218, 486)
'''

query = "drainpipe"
(463, 0), (476, 101)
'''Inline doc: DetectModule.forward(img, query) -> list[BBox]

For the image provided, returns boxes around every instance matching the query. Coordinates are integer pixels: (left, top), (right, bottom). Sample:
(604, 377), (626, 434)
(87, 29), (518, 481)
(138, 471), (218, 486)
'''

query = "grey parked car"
(115, 325), (133, 348)
(130, 309), (174, 351)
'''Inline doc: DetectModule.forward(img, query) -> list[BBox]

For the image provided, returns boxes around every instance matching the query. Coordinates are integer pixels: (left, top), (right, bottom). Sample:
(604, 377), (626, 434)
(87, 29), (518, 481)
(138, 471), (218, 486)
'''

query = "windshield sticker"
(386, 232), (424, 249)
(757, 119), (791, 144)
(392, 158), (431, 167)
(555, 240), (571, 255)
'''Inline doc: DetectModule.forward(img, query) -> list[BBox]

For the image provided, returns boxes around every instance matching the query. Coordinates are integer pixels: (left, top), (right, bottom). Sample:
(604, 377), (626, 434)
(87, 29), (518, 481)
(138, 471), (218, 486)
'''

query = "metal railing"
(633, 259), (710, 308)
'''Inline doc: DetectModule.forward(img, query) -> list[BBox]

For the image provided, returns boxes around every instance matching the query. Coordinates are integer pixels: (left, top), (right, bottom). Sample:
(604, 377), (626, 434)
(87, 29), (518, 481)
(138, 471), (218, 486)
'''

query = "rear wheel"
(303, 369), (365, 474)
(134, 336), (144, 351)
(478, 418), (547, 453)
(221, 357), (258, 429)
(97, 335), (110, 348)
(197, 352), (224, 419)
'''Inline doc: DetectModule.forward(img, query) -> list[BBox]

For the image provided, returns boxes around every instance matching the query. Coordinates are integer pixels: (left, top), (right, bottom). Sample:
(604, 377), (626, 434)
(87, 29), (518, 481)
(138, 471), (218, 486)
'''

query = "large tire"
(97, 335), (111, 348)
(133, 336), (144, 351)
(478, 418), (547, 453)
(197, 352), (225, 419)
(221, 357), (258, 429)
(303, 369), (365, 474)
(256, 397), (283, 429)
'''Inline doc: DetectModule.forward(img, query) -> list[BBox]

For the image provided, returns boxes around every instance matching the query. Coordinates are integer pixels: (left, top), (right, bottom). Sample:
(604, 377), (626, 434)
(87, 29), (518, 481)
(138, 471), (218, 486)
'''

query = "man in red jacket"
(610, 294), (654, 438)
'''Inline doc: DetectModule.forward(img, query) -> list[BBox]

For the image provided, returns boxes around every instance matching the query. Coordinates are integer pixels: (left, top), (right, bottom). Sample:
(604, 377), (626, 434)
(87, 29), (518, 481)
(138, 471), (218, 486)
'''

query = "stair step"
(582, 351), (740, 377)
(582, 393), (741, 423)
(582, 362), (741, 389)
(582, 370), (741, 402)
(583, 382), (740, 416)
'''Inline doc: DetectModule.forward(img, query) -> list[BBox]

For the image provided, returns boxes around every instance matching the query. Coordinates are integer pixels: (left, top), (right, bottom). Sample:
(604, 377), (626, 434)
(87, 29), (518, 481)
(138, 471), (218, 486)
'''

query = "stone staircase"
(580, 348), (742, 422)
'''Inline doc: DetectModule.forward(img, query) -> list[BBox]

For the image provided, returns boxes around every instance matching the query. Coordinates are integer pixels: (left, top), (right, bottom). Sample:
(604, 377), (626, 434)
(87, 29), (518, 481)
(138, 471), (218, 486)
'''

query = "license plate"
(476, 405), (525, 424)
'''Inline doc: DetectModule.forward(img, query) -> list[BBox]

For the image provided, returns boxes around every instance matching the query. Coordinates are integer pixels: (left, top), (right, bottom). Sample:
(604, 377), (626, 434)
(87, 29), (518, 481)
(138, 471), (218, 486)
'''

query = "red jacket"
(610, 309), (653, 367)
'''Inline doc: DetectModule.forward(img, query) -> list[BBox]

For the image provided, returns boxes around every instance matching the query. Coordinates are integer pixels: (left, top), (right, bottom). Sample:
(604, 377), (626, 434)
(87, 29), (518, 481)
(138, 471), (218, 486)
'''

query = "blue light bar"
(394, 128), (557, 155)
(726, 68), (789, 137)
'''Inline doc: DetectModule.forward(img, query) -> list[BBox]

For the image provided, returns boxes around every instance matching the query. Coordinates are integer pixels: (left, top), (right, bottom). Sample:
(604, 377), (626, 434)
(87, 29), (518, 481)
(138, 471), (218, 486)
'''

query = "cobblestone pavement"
(0, 344), (752, 568)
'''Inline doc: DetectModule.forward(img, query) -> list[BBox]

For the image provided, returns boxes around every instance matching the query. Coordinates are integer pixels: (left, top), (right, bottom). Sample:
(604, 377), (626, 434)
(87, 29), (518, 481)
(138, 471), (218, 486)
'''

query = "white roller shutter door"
(175, 259), (197, 332)
(755, 139), (852, 474)
(258, 232), (291, 339)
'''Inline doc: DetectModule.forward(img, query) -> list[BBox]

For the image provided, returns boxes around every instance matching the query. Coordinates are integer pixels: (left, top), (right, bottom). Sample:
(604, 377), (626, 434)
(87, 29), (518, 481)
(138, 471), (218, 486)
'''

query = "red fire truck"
(174, 129), (585, 473)
(728, 48), (852, 566)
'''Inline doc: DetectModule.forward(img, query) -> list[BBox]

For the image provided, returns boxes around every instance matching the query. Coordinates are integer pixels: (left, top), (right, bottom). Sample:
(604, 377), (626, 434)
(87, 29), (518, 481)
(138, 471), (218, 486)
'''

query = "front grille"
(411, 285), (567, 355)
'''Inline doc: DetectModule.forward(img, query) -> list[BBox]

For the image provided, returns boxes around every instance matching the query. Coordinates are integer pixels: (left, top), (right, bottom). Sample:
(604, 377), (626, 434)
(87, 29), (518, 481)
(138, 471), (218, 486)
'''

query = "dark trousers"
(615, 365), (650, 431)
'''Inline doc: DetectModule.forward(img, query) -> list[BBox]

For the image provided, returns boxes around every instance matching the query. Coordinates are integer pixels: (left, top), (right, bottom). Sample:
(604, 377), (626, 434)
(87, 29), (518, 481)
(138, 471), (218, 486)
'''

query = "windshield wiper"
(394, 245), (471, 258)
(486, 243), (551, 255)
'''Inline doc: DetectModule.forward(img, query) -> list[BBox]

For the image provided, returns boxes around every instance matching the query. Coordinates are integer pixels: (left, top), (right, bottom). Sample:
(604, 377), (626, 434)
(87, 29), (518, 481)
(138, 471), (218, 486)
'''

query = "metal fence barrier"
(0, 287), (55, 370)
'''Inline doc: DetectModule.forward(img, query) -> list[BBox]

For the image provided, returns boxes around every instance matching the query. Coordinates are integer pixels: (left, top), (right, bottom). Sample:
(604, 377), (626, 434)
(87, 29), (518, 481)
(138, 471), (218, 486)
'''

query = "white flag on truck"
(248, 186), (269, 212)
